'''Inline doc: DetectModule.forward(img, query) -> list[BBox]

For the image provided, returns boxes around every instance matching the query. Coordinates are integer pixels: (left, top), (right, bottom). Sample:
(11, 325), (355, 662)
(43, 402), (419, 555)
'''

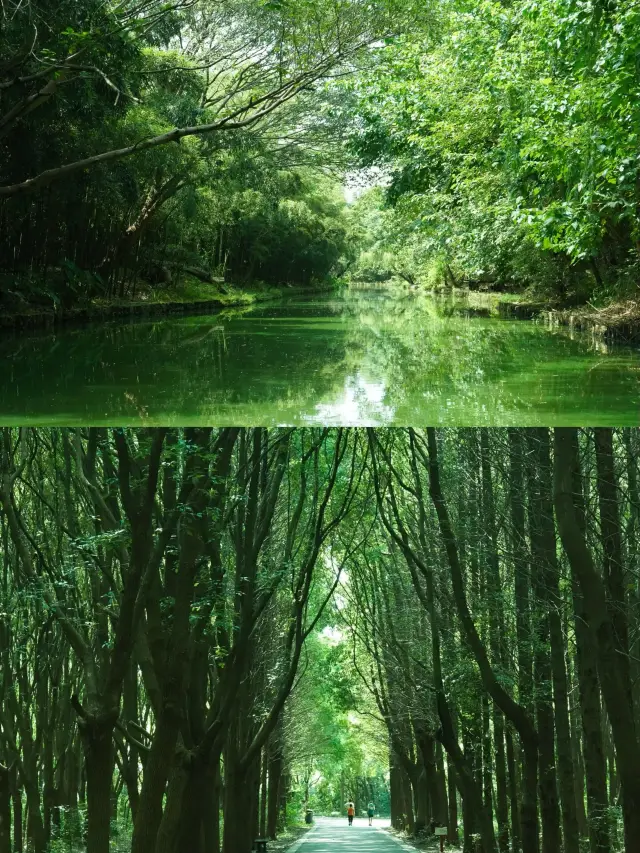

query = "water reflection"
(0, 288), (638, 425)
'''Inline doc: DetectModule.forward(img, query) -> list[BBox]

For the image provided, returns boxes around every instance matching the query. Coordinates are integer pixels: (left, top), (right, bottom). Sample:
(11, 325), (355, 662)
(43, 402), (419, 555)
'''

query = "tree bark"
(532, 429), (580, 853)
(594, 429), (632, 711)
(527, 432), (561, 853)
(554, 428), (640, 851)
(425, 428), (537, 853)
(267, 743), (283, 840)
(0, 765), (10, 853)
(79, 716), (115, 853)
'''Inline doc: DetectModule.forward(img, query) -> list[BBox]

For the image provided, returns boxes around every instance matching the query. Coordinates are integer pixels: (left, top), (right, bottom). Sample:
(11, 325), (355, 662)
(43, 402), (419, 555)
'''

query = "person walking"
(367, 802), (375, 826)
(346, 801), (355, 826)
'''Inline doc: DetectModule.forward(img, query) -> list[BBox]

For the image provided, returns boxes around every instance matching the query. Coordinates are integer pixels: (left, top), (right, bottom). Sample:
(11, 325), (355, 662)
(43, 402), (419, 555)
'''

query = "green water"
(1, 288), (639, 425)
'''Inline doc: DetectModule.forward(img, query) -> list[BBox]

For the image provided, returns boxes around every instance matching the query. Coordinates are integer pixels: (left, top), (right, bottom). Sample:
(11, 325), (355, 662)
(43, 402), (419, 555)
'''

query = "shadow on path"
(289, 817), (408, 853)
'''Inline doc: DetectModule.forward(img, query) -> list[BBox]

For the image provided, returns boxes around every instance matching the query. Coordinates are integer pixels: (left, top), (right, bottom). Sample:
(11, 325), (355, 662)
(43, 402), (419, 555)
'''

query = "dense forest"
(346, 0), (640, 302)
(1, 0), (638, 313)
(0, 0), (401, 308)
(1, 427), (639, 853)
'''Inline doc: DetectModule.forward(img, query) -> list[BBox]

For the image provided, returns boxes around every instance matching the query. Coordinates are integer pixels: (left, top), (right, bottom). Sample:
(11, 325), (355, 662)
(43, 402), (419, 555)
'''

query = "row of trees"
(342, 427), (640, 853)
(1, 427), (639, 852)
(273, 630), (390, 821)
(345, 0), (640, 303)
(0, 428), (369, 853)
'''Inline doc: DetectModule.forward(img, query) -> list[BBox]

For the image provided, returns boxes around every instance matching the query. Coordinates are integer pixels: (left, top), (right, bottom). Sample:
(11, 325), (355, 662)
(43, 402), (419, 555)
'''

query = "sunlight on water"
(0, 288), (638, 425)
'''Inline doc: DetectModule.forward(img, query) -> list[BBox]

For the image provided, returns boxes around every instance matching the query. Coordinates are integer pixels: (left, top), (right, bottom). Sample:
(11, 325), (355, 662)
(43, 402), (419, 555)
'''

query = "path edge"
(377, 827), (423, 852)
(285, 826), (317, 853)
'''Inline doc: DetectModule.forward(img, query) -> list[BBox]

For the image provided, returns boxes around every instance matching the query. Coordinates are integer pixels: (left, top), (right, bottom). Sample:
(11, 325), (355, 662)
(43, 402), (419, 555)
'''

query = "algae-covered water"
(1, 288), (638, 425)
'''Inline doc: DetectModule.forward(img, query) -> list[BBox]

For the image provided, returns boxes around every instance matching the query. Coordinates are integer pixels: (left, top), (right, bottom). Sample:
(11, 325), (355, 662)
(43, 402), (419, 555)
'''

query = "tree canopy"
(344, 0), (640, 301)
(2, 0), (638, 312)
(1, 427), (639, 853)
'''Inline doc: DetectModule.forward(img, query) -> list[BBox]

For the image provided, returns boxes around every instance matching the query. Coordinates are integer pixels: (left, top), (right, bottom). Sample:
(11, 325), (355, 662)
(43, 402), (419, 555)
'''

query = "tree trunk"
(527, 432), (561, 853)
(401, 768), (415, 834)
(480, 430), (509, 852)
(447, 754), (459, 844)
(508, 429), (538, 853)
(426, 428), (536, 853)
(390, 752), (403, 830)
(0, 765), (10, 853)
(222, 730), (260, 853)
(505, 728), (521, 852)
(267, 742), (283, 840)
(554, 428), (640, 851)
(532, 430), (580, 853)
(623, 429), (640, 731)
(573, 572), (610, 853)
(569, 686), (588, 839)
(435, 742), (448, 828)
(203, 758), (221, 853)
(412, 768), (429, 833)
(595, 429), (632, 710)
(130, 714), (180, 853)
(81, 720), (114, 853)
(10, 764), (22, 853)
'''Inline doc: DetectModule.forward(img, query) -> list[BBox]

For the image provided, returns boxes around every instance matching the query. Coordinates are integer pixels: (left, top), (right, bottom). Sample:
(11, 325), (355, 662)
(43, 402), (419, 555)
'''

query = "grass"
(92, 276), (291, 309)
(268, 823), (314, 852)
(0, 273), (333, 328)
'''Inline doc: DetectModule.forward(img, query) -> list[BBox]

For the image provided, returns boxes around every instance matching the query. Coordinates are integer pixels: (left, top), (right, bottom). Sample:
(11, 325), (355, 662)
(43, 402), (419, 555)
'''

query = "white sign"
(435, 827), (448, 836)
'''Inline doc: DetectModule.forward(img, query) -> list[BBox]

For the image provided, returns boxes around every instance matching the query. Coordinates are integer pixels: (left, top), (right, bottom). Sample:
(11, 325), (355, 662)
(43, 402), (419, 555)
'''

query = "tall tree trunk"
(426, 428), (536, 853)
(130, 713), (180, 853)
(412, 767), (429, 833)
(569, 685), (588, 839)
(0, 765), (10, 853)
(10, 764), (22, 853)
(435, 742), (448, 828)
(527, 431), (561, 853)
(390, 752), (403, 830)
(447, 754), (459, 844)
(267, 742), (283, 840)
(533, 429), (580, 853)
(554, 428), (640, 851)
(505, 728), (521, 852)
(480, 430), (509, 853)
(80, 719), (114, 853)
(204, 757), (221, 853)
(260, 749), (268, 838)
(573, 570), (610, 853)
(623, 429), (640, 731)
(594, 429), (632, 711)
(222, 714), (260, 853)
(401, 768), (415, 834)
(507, 429), (538, 852)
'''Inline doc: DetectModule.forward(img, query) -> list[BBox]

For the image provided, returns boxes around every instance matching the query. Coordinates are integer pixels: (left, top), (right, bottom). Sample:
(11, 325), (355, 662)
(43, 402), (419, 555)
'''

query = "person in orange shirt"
(346, 801), (355, 826)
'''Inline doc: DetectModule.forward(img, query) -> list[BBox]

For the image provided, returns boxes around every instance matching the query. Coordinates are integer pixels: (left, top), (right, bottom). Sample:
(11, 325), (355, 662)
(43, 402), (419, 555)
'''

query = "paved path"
(288, 817), (414, 853)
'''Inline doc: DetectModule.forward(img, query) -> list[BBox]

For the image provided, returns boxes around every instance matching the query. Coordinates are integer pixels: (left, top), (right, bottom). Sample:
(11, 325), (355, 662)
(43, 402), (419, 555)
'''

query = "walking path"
(288, 817), (416, 853)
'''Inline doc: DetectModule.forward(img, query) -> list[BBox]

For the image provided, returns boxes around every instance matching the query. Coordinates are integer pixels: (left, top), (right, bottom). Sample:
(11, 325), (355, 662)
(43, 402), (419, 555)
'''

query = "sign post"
(434, 826), (448, 852)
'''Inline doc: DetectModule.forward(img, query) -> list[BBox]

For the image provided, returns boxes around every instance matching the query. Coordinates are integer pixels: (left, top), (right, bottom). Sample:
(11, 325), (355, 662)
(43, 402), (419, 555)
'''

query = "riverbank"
(417, 283), (640, 345)
(495, 296), (640, 345)
(0, 278), (335, 332)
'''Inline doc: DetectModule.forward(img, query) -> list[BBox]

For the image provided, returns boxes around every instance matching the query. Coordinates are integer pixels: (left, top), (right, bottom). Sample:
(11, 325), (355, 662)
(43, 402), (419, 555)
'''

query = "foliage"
(0, 0), (398, 308)
(344, 0), (640, 302)
(1, 427), (639, 853)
